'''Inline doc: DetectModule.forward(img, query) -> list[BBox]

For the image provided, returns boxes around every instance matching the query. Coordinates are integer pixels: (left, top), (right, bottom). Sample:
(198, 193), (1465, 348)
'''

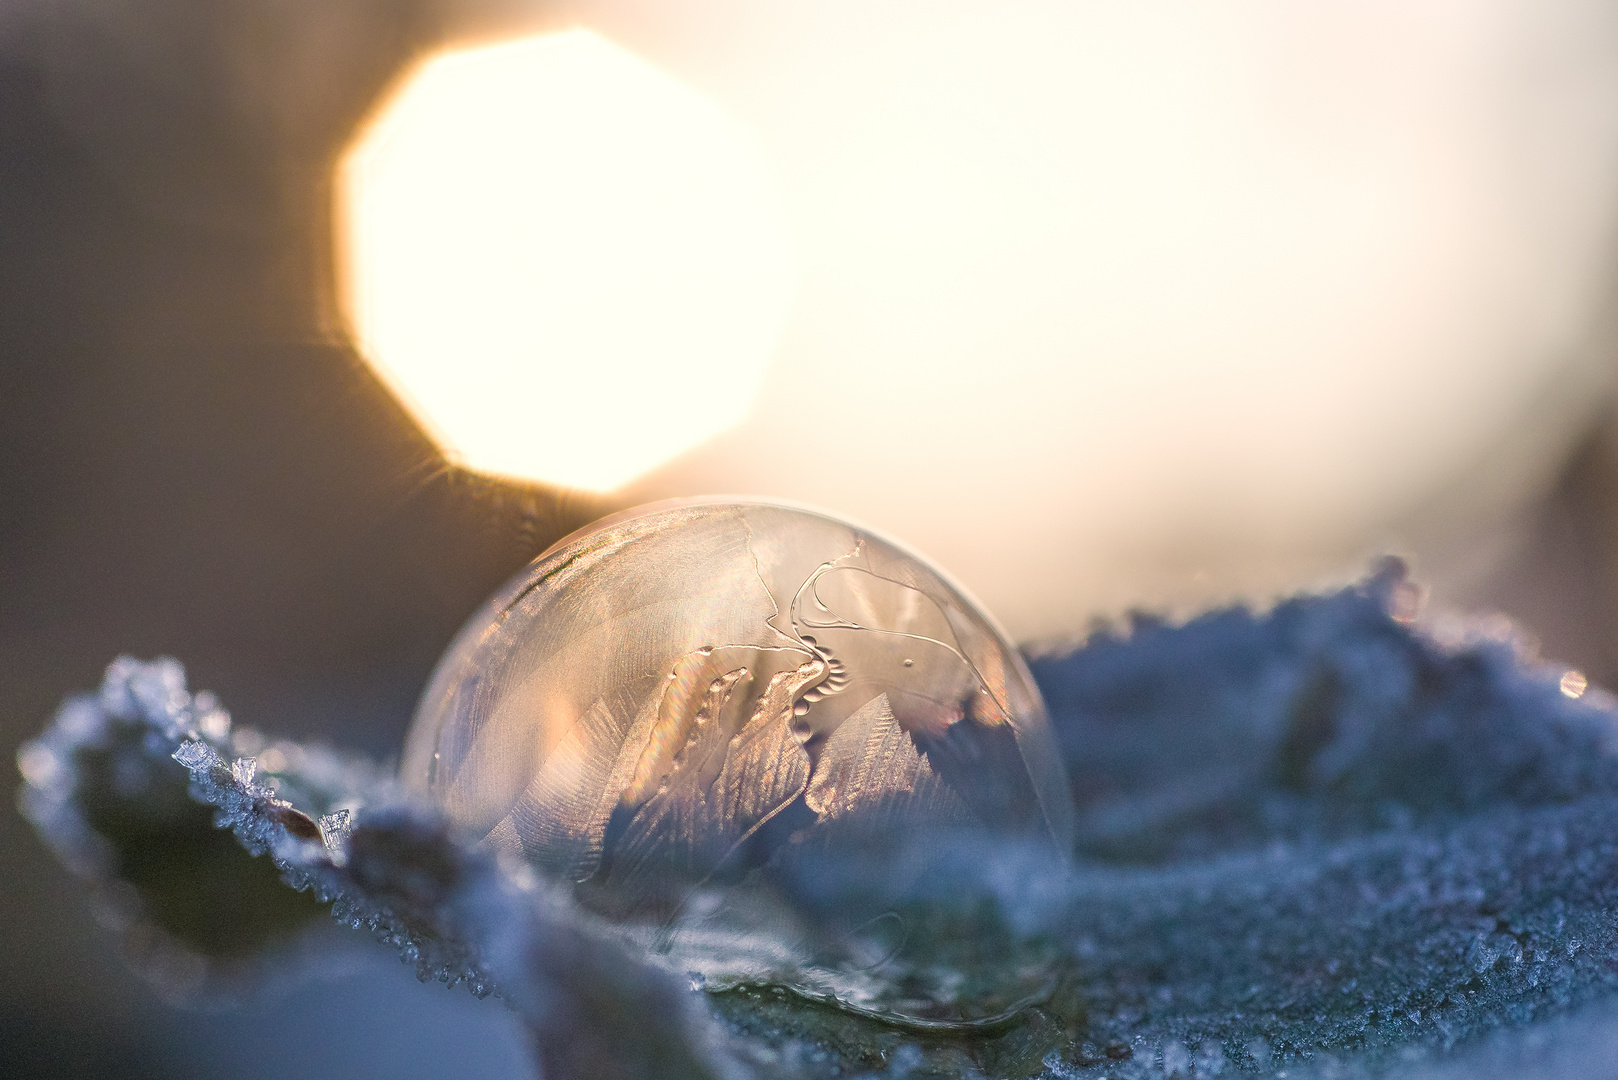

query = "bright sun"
(337, 28), (795, 493)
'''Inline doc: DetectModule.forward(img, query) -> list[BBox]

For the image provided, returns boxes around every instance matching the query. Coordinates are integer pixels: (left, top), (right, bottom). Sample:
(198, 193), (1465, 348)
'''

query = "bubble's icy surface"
(402, 499), (1075, 1022)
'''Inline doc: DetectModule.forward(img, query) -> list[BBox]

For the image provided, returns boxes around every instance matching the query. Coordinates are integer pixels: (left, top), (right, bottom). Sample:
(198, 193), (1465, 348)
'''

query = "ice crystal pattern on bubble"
(404, 502), (1073, 893)
(402, 501), (1077, 1028)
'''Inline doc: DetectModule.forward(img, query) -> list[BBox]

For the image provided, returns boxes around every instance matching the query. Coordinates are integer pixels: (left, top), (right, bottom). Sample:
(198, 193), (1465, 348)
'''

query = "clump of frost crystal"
(24, 557), (1618, 1080)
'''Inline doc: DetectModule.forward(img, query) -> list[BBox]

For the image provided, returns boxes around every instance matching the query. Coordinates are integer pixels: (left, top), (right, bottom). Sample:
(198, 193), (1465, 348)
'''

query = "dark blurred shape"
(78, 742), (327, 959)
(0, 1), (593, 1075)
(1460, 411), (1618, 689)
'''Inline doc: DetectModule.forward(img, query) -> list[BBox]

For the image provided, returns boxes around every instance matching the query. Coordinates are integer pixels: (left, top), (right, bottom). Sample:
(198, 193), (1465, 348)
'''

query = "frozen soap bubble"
(404, 499), (1075, 1027)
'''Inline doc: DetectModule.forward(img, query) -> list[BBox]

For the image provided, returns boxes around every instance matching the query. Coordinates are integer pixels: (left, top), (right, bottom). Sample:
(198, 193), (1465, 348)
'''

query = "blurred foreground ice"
(21, 559), (1618, 1078)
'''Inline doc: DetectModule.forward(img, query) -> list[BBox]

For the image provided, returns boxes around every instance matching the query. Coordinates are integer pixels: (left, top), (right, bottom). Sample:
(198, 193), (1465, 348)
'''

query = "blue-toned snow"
(23, 559), (1618, 1078)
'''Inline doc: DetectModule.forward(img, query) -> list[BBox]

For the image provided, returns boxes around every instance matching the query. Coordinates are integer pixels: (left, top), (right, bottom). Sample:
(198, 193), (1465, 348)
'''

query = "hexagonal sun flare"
(337, 29), (796, 493)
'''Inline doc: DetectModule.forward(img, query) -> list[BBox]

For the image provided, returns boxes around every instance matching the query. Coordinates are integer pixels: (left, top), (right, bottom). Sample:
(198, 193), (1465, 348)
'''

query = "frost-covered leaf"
(16, 657), (331, 998)
(19, 656), (737, 1080)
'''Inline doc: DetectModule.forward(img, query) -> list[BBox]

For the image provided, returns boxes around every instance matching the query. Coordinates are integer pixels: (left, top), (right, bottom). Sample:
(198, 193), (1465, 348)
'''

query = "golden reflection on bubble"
(1561, 670), (1589, 698)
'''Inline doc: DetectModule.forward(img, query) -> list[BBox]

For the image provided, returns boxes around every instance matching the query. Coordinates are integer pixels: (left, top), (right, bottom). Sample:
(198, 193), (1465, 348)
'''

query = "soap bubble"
(404, 499), (1075, 1026)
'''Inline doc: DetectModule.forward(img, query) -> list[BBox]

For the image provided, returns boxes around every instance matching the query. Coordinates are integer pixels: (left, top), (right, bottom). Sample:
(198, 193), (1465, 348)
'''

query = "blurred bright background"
(10, 0), (1618, 1076)
(340, 0), (1618, 642)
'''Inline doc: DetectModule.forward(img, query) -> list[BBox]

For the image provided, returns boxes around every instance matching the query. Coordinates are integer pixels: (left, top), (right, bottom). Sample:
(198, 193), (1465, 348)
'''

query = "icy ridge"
(24, 560), (1618, 1078)
(1034, 558), (1618, 862)
(19, 656), (738, 1080)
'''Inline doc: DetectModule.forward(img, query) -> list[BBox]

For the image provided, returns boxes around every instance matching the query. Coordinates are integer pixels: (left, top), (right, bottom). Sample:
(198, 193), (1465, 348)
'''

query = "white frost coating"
(24, 559), (1618, 1078)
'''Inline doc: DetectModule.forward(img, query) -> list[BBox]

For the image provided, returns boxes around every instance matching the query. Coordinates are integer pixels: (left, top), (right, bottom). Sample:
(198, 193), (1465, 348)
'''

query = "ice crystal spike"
(403, 498), (1077, 1026)
(172, 738), (219, 771)
(318, 809), (352, 863)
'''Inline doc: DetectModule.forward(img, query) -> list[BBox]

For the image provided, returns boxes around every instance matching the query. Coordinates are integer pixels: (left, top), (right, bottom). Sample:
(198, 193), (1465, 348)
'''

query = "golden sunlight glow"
(338, 29), (794, 492)
(566, 0), (1618, 639)
(337, 4), (1618, 639)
